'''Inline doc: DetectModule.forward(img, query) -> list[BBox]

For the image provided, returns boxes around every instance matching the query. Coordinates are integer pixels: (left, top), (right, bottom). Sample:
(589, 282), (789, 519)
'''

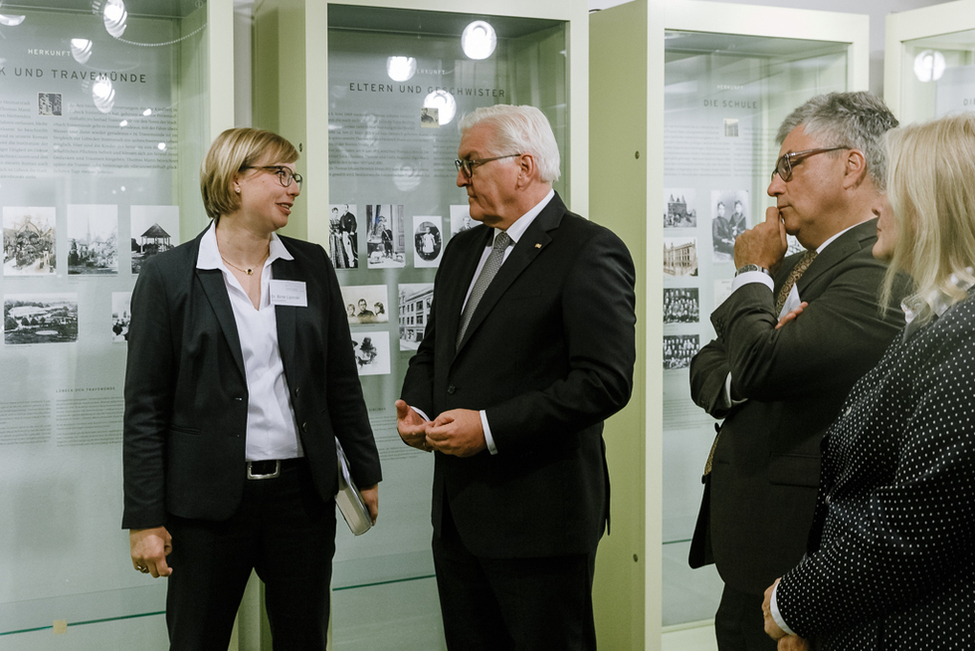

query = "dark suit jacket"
(401, 192), (636, 559)
(122, 228), (381, 529)
(688, 218), (905, 594)
(776, 291), (975, 649)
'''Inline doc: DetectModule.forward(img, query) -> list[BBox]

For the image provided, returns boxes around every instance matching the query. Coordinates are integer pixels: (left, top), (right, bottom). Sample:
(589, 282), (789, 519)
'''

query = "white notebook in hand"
(335, 438), (373, 536)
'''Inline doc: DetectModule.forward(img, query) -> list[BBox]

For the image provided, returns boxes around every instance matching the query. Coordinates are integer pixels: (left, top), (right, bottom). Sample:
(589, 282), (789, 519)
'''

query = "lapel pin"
(535, 243), (542, 249)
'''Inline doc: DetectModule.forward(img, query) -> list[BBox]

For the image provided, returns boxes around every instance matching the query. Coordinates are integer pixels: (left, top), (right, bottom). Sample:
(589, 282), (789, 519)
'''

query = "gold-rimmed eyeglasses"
(454, 154), (521, 179)
(771, 147), (850, 182)
(241, 165), (303, 188)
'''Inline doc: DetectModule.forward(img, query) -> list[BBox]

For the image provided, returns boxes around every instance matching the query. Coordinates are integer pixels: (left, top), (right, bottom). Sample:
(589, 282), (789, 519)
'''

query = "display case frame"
(885, 0), (975, 124)
(590, 0), (869, 645)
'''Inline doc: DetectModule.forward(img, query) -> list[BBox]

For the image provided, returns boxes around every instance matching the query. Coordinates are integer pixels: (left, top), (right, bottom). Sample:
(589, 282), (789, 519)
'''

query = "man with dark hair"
(689, 92), (908, 651)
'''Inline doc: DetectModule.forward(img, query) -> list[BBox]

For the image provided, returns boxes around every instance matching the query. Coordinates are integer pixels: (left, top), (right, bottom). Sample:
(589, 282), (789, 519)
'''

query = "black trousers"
(715, 584), (778, 651)
(432, 506), (597, 651)
(165, 460), (336, 651)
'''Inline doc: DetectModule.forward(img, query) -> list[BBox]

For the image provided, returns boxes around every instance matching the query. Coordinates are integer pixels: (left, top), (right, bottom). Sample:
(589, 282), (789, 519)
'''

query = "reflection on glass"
(386, 56), (417, 82)
(102, 0), (127, 38)
(914, 49), (946, 82)
(71, 38), (93, 64)
(92, 77), (116, 113)
(461, 20), (496, 60)
(423, 89), (456, 125)
(0, 13), (25, 26)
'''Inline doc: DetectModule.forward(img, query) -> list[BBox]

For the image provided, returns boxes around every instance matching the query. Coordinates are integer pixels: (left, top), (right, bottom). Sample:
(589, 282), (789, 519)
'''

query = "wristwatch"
(735, 264), (772, 278)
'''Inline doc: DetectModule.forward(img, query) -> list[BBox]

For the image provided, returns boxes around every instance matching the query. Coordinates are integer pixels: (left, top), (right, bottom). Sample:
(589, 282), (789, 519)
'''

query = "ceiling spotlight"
(913, 49), (946, 83)
(387, 56), (417, 82)
(423, 90), (456, 126)
(103, 0), (127, 38)
(461, 21), (497, 60)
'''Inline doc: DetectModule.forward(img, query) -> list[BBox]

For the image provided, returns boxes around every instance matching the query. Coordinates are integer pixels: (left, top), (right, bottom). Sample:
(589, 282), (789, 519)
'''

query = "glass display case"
(885, 0), (975, 123)
(253, 1), (587, 649)
(0, 0), (231, 647)
(590, 0), (869, 639)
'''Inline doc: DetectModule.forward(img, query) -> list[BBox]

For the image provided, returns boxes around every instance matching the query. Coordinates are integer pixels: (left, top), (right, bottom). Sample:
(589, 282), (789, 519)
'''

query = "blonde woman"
(764, 112), (975, 650)
(123, 127), (381, 649)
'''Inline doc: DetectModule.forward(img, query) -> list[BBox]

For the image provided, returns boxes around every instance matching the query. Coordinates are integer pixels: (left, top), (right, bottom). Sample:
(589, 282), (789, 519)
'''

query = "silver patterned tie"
(456, 231), (511, 347)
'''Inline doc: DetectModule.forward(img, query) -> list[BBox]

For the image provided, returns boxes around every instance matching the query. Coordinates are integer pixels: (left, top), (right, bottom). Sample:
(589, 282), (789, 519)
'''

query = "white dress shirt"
(196, 222), (303, 461)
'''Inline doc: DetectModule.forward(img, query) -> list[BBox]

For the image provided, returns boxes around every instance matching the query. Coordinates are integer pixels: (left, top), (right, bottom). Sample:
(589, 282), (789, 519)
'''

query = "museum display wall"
(590, 0), (870, 634)
(0, 1), (233, 648)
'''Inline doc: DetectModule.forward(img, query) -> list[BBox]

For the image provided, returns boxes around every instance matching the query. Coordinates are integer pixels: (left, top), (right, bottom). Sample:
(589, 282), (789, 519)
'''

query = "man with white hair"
(396, 104), (636, 650)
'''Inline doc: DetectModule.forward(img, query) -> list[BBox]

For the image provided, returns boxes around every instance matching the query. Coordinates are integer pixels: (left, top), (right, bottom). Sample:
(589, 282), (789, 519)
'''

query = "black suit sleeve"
(486, 228), (636, 451)
(122, 257), (176, 529)
(709, 251), (898, 403)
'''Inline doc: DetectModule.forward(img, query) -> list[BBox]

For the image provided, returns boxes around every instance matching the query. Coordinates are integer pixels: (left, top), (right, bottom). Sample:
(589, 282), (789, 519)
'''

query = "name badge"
(270, 280), (308, 307)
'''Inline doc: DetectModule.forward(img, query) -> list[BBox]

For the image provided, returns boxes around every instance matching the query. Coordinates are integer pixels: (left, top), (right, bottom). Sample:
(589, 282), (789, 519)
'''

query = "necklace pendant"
(246, 269), (253, 275)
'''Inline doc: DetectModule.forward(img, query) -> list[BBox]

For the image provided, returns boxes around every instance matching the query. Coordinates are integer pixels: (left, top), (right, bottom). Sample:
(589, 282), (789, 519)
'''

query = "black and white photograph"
(350, 330), (391, 376)
(413, 216), (443, 268)
(38, 92), (62, 117)
(366, 204), (406, 269)
(420, 107), (439, 128)
(663, 288), (700, 324)
(329, 203), (359, 269)
(450, 204), (475, 237)
(131, 205), (178, 274)
(340, 284), (389, 325)
(664, 188), (697, 228)
(664, 237), (698, 278)
(67, 204), (118, 275)
(3, 207), (56, 276)
(724, 118), (739, 138)
(111, 292), (131, 343)
(398, 282), (433, 351)
(663, 334), (700, 370)
(711, 190), (749, 262)
(4, 294), (79, 345)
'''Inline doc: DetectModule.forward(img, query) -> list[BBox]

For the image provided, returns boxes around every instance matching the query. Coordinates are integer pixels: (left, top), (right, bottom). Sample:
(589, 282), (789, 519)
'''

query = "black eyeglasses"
(241, 165), (303, 188)
(771, 147), (850, 182)
(454, 154), (521, 179)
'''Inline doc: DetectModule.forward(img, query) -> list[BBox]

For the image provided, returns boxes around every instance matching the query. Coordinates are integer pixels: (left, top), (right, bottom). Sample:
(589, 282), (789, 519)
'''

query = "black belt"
(246, 458), (301, 480)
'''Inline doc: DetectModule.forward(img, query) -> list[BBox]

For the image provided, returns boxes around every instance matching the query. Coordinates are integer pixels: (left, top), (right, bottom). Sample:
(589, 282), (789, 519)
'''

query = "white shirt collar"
(815, 217), (872, 254)
(196, 221), (294, 271)
(493, 188), (555, 245)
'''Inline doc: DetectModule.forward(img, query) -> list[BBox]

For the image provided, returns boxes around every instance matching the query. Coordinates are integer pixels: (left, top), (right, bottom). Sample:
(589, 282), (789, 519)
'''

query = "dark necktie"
(456, 231), (511, 347)
(775, 249), (817, 315)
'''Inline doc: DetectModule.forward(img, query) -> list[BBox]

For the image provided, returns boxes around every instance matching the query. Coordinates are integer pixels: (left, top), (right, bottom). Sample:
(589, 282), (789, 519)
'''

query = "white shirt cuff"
(481, 410), (498, 455)
(770, 583), (796, 636)
(731, 270), (774, 293)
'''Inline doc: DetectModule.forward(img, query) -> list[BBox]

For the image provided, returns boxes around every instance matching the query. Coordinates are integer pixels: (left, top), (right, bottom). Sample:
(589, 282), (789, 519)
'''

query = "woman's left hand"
(361, 484), (379, 524)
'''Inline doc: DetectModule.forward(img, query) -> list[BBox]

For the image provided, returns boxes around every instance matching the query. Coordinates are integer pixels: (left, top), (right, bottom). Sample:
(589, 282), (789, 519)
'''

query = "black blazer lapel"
(445, 226), (493, 351)
(272, 255), (299, 377)
(196, 266), (247, 379)
(454, 195), (564, 352)
(796, 218), (877, 295)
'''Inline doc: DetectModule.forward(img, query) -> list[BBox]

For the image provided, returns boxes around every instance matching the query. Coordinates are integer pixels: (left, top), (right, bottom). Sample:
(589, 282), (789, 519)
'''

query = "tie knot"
(493, 232), (511, 251)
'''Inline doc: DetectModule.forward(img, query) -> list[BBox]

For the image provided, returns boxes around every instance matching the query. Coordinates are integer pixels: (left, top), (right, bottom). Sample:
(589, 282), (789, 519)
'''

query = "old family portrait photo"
(329, 203), (476, 270)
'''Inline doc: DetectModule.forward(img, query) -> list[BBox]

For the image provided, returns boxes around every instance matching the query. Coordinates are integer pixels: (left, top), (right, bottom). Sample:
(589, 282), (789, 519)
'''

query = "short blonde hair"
(200, 128), (299, 220)
(881, 112), (975, 323)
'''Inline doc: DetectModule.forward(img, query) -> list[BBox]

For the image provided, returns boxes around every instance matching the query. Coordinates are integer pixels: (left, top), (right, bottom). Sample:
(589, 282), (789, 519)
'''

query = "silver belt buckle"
(247, 460), (281, 480)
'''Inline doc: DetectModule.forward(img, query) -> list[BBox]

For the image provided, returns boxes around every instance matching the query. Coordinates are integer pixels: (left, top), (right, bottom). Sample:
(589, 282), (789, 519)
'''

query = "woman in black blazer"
(123, 127), (381, 650)
(763, 113), (975, 650)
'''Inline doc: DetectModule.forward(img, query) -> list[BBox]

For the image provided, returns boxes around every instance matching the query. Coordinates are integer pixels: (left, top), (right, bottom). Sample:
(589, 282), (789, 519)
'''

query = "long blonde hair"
(881, 112), (975, 324)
